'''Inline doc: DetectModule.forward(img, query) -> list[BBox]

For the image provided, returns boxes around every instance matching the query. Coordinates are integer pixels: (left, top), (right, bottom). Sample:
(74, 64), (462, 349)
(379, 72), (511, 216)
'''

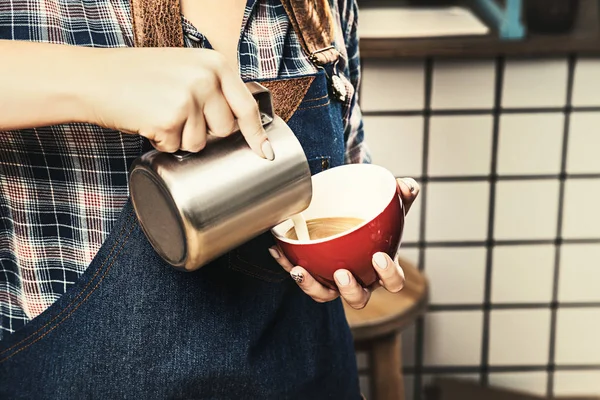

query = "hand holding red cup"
(269, 164), (419, 309)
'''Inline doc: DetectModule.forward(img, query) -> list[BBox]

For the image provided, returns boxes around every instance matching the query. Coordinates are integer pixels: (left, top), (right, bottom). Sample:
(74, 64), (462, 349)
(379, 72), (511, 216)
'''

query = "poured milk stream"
(290, 213), (310, 241)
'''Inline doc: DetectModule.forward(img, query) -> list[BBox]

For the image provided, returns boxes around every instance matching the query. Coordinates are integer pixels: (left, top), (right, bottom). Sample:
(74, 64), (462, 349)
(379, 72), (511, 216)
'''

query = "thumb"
(237, 111), (274, 161)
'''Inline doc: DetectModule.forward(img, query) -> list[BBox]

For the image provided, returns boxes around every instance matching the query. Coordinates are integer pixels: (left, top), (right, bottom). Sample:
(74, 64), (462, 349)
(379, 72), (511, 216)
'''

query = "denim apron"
(0, 65), (362, 398)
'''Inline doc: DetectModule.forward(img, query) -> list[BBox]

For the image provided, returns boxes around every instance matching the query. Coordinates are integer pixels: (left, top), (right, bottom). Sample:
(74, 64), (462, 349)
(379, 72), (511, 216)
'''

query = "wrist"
(56, 46), (108, 125)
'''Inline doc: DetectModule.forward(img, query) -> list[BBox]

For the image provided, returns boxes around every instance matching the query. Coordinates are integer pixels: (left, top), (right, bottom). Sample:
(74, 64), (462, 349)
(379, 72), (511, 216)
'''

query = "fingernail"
(268, 247), (280, 259)
(261, 140), (274, 161)
(401, 178), (417, 193)
(290, 271), (304, 284)
(373, 252), (388, 269)
(335, 270), (350, 286)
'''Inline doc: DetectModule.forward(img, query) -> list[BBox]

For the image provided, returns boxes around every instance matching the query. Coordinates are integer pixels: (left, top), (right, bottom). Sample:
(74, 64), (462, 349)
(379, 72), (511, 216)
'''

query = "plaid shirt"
(0, 0), (369, 339)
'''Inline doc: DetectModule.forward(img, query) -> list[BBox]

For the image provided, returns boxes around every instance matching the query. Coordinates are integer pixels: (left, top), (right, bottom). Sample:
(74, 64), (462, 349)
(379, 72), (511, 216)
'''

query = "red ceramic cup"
(271, 163), (405, 288)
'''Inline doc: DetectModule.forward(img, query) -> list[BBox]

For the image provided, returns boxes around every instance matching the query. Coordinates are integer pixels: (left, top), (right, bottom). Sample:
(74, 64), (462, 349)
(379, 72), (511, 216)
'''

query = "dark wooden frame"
(357, 0), (600, 59)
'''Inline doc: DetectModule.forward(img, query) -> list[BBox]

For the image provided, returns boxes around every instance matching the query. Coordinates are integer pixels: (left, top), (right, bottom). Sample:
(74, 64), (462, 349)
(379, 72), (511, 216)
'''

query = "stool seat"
(343, 257), (429, 400)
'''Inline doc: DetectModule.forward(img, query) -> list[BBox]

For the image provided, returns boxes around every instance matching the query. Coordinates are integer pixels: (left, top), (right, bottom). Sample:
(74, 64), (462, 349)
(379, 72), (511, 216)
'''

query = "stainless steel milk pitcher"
(129, 82), (312, 272)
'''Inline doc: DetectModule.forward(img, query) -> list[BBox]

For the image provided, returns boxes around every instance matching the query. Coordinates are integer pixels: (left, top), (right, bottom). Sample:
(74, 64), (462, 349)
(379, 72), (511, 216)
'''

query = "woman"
(0, 0), (419, 398)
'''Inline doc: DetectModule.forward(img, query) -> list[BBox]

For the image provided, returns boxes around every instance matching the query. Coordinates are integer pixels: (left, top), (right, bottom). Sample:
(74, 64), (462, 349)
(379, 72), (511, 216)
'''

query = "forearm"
(0, 40), (97, 130)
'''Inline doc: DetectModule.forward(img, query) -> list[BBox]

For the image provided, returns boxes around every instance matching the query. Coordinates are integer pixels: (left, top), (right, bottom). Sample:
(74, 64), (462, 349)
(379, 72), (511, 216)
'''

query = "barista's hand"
(269, 177), (420, 309)
(86, 47), (272, 158)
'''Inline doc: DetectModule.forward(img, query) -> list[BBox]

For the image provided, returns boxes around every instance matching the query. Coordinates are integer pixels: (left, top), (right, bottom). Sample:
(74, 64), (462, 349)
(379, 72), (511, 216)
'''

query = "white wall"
(358, 56), (600, 399)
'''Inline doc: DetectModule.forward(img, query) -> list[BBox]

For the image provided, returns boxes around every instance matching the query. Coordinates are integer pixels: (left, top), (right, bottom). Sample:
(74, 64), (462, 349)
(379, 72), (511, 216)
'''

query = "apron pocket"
(228, 234), (288, 283)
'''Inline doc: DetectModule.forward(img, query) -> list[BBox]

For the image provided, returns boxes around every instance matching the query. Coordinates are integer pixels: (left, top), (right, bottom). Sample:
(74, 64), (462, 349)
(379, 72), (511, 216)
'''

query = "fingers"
(180, 102), (207, 153)
(289, 266), (339, 303)
(203, 92), (237, 138)
(269, 246), (403, 309)
(147, 128), (182, 153)
(268, 246), (294, 273)
(175, 52), (271, 158)
(372, 252), (405, 293)
(217, 65), (272, 160)
(333, 269), (371, 309)
(396, 177), (420, 215)
(269, 246), (367, 308)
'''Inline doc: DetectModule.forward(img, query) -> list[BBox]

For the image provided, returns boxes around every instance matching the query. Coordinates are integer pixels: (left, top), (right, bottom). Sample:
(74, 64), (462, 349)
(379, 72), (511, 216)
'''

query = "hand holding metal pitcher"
(129, 82), (312, 272)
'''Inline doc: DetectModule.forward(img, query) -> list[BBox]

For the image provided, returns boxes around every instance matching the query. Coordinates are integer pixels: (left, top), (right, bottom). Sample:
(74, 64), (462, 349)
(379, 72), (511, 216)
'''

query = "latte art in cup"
(284, 217), (365, 241)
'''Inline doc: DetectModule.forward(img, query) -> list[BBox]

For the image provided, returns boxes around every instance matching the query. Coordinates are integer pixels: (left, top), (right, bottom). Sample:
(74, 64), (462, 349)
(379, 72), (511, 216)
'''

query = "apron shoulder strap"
(279, 0), (340, 66)
(130, 0), (185, 47)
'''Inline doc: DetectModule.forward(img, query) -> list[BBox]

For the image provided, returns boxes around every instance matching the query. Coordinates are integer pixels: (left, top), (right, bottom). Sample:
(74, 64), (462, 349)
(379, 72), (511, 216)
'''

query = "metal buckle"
(309, 45), (336, 65)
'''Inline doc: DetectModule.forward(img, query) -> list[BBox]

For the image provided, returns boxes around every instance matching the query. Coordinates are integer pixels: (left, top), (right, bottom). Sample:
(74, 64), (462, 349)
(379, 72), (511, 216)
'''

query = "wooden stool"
(343, 257), (429, 400)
